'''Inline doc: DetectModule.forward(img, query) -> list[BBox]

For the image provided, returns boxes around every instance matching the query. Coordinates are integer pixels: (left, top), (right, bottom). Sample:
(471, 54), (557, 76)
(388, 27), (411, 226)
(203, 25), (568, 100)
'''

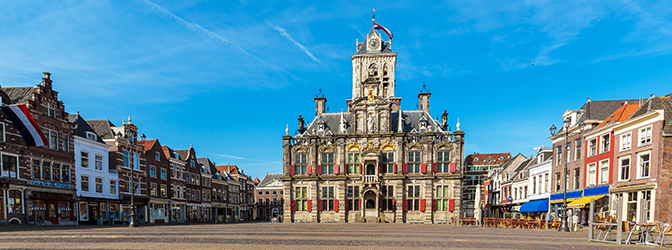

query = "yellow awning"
(550, 198), (579, 204)
(566, 195), (607, 208)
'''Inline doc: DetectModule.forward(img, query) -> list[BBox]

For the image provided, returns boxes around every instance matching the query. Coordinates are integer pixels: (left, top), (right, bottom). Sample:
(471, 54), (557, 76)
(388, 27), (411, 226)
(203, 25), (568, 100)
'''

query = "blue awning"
(519, 199), (549, 213)
(584, 185), (609, 196)
(550, 190), (582, 201)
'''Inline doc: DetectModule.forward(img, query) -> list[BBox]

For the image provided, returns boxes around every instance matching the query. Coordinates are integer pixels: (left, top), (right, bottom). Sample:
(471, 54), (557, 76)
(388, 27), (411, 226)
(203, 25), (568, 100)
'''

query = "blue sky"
(1, 1), (671, 179)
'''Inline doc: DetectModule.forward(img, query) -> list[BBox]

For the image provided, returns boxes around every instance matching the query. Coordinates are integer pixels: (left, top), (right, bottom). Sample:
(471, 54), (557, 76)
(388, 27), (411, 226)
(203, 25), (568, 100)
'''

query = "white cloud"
(267, 21), (321, 63)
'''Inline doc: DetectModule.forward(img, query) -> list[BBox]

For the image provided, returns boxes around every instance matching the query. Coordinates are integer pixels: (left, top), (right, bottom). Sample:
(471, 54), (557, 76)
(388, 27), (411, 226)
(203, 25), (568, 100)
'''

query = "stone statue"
(441, 110), (448, 129)
(298, 115), (306, 134)
(367, 114), (374, 132)
(368, 63), (377, 77)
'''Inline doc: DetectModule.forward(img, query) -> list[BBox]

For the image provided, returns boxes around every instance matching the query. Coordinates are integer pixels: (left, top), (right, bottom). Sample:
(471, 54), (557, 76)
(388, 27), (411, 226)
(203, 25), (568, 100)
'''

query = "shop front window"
(8, 190), (22, 214)
(59, 202), (72, 221)
(109, 204), (119, 221)
(79, 202), (88, 221)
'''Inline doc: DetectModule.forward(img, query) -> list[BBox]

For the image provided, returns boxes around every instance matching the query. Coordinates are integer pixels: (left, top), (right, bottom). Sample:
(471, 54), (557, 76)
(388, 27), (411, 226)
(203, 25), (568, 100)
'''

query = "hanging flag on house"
(374, 23), (394, 40)
(1, 104), (49, 147)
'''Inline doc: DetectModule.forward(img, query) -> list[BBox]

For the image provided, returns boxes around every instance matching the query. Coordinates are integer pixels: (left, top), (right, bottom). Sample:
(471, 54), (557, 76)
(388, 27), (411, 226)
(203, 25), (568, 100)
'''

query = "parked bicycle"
(27, 216), (48, 227)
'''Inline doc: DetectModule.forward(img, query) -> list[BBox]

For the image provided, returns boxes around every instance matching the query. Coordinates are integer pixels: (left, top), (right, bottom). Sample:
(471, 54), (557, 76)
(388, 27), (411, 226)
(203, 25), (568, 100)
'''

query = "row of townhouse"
(480, 94), (672, 226)
(482, 149), (553, 219)
(549, 94), (672, 225)
(0, 73), (257, 225)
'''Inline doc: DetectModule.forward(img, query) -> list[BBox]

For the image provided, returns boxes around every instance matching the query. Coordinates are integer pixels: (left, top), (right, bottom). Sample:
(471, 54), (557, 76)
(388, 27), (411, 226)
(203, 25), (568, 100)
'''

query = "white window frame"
(600, 134), (610, 154)
(589, 139), (597, 157)
(95, 154), (103, 171)
(85, 131), (97, 141)
(80, 151), (89, 168)
(599, 159), (609, 184)
(587, 163), (597, 186)
(621, 133), (632, 151)
(637, 151), (651, 179)
(619, 156), (630, 181)
(639, 126), (652, 146)
(1, 153), (19, 178)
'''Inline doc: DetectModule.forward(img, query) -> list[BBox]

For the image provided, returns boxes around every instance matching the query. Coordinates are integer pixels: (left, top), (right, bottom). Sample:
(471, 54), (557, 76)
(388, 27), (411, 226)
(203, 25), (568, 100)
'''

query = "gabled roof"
(2, 87), (35, 104)
(594, 103), (640, 129)
(216, 165), (239, 175)
(142, 139), (158, 152)
(577, 99), (639, 123)
(258, 173), (283, 187)
(86, 120), (117, 140)
(69, 113), (104, 143)
(465, 153), (511, 165)
(631, 93), (672, 135)
(500, 153), (529, 173)
(174, 149), (189, 160)
(253, 177), (260, 184)
(197, 157), (215, 175)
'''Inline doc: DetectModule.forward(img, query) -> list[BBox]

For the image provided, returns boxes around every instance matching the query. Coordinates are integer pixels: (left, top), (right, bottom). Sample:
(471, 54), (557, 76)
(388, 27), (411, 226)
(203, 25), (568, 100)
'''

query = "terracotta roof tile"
(595, 103), (640, 129)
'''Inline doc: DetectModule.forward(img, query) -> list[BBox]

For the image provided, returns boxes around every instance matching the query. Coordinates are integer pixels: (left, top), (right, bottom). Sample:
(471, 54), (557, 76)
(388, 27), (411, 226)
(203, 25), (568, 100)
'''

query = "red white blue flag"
(1, 104), (49, 147)
(374, 23), (394, 40)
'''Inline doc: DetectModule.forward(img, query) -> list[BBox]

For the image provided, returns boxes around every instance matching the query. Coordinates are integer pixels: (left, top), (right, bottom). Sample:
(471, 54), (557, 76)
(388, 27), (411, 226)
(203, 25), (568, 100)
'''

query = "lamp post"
(550, 119), (585, 232)
(128, 133), (146, 227)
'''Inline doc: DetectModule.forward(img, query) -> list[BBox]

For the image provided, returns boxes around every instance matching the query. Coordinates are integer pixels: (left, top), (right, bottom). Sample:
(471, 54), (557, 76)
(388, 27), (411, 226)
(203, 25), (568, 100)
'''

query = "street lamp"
(128, 133), (146, 227)
(550, 119), (585, 232)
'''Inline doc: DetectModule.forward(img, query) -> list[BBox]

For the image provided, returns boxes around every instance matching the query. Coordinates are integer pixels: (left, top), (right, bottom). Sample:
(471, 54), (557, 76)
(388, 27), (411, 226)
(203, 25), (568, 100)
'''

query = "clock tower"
(350, 25), (398, 106)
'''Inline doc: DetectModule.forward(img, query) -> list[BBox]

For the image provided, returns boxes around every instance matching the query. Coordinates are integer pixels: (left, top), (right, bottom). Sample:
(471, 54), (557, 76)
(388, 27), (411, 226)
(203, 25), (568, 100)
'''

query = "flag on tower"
(1, 104), (49, 147)
(374, 23), (394, 40)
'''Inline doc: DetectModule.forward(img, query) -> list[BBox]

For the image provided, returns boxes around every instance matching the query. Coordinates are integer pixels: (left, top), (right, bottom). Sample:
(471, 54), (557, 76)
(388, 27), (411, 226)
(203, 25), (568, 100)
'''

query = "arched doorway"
(362, 190), (377, 217)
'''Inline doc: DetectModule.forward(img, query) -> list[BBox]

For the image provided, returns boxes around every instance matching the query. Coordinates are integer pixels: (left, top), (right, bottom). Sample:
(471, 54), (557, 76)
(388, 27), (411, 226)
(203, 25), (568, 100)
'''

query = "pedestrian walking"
(572, 213), (579, 232)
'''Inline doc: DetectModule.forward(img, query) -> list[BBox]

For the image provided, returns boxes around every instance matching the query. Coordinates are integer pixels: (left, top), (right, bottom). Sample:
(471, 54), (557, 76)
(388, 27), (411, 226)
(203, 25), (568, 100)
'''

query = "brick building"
(462, 153), (510, 217)
(88, 117), (148, 224)
(143, 139), (171, 223)
(0, 87), (30, 224)
(282, 23), (464, 223)
(3, 72), (77, 225)
(256, 173), (284, 220)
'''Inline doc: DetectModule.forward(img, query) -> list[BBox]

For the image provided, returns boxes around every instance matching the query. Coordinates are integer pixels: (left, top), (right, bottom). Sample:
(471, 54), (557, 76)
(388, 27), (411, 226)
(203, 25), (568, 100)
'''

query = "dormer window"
(86, 131), (97, 141)
(499, 157), (503, 160)
(474, 158), (479, 161)
(318, 123), (324, 131)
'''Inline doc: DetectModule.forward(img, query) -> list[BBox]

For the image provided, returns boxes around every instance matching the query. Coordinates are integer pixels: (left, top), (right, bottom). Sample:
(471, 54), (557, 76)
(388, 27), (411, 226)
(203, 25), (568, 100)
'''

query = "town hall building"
(282, 23), (465, 223)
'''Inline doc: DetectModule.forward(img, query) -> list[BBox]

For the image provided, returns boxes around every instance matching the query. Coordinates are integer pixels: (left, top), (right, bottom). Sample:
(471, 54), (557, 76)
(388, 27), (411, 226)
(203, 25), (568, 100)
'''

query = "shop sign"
(30, 180), (74, 189)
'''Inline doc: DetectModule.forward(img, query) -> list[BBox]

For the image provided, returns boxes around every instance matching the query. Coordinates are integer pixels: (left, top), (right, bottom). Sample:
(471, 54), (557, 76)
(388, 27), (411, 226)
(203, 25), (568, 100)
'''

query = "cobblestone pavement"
(0, 223), (647, 249)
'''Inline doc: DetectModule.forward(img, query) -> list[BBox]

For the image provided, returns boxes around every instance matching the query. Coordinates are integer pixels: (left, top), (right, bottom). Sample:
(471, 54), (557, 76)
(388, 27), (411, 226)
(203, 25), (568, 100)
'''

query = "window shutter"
(420, 199), (426, 212)
(359, 163), (363, 174)
(379, 163), (383, 173)
(360, 199), (362, 209)
(403, 199), (408, 211)
(402, 163), (408, 174)
(393, 163), (397, 174)
(393, 199), (396, 211)
(334, 199), (339, 212)
(307, 199), (312, 212)
(334, 165), (339, 175)
(290, 199), (295, 212)
(317, 199), (322, 212)
(307, 165), (312, 175)
(289, 165), (295, 175)
(448, 199), (455, 212)
(421, 163), (427, 174)
(449, 162), (456, 173)
(431, 199), (436, 211)
(432, 163), (437, 173)
(345, 198), (349, 211)
(316, 165), (322, 175)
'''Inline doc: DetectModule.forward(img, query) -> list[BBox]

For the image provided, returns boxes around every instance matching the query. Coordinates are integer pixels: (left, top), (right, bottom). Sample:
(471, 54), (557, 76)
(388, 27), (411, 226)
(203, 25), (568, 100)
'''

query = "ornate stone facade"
(282, 25), (465, 223)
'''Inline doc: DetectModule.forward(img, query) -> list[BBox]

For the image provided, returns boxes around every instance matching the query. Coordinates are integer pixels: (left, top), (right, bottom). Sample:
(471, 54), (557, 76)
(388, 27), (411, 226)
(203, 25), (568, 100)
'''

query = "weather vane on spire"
(373, 8), (376, 23)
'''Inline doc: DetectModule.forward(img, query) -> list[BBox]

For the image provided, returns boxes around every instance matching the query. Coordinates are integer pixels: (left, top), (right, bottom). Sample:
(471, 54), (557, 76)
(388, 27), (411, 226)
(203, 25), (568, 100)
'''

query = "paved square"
(0, 223), (644, 249)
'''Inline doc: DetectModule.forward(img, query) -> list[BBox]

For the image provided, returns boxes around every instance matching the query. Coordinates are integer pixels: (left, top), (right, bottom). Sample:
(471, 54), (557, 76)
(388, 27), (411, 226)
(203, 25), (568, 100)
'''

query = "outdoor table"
(637, 223), (658, 246)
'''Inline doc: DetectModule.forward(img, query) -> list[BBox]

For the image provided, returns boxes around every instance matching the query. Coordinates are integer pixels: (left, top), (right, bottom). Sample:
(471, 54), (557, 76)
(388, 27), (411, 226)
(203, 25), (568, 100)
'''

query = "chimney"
(418, 92), (431, 114)
(315, 97), (326, 116)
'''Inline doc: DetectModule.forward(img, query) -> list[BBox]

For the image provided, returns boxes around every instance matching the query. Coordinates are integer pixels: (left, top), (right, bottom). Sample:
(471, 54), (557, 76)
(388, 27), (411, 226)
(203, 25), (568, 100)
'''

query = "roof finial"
(316, 87), (324, 97)
(456, 118), (461, 131)
(285, 124), (289, 136)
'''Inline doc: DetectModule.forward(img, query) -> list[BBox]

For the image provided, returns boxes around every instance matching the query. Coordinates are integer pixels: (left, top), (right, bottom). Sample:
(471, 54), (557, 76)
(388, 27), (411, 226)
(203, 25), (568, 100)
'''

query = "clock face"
(368, 38), (380, 50)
